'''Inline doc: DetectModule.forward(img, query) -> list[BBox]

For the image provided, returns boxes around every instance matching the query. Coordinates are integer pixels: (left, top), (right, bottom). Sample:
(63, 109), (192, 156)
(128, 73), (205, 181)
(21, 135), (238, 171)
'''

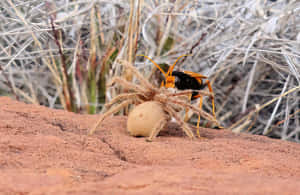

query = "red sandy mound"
(1, 96), (300, 194)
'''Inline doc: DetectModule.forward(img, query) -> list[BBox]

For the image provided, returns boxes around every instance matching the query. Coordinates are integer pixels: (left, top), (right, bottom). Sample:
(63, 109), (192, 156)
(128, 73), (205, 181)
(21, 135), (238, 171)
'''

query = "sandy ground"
(0, 96), (300, 194)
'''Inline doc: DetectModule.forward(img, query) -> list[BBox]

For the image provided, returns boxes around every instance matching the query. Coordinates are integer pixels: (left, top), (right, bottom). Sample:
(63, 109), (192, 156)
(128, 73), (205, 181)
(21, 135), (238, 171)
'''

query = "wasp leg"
(196, 96), (203, 138)
(204, 80), (216, 118)
(192, 80), (216, 120)
(184, 108), (190, 122)
(202, 80), (223, 128)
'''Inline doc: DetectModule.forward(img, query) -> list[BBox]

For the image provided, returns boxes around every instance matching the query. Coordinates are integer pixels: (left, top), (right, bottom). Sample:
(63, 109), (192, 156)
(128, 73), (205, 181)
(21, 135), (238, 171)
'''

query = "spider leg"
(117, 59), (156, 90)
(165, 90), (213, 126)
(167, 96), (218, 124)
(165, 90), (211, 98)
(146, 117), (168, 142)
(108, 77), (146, 93)
(164, 105), (194, 138)
(104, 92), (143, 110)
(89, 99), (134, 135)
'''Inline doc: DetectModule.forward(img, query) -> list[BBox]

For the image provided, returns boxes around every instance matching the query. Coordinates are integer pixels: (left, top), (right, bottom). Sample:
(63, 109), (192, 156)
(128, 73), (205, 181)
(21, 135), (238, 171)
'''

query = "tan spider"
(89, 59), (219, 141)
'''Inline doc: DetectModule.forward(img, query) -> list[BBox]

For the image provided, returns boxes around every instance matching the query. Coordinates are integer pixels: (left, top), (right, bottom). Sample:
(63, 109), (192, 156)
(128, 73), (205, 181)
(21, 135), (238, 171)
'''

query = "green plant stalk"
(161, 36), (174, 55)
(87, 6), (100, 114)
(98, 65), (106, 105)
(98, 48), (119, 105)
(88, 69), (97, 114)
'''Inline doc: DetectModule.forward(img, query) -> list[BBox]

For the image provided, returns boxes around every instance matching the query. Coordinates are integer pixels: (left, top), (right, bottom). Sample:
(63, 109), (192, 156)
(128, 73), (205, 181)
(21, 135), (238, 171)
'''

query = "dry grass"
(0, 0), (299, 142)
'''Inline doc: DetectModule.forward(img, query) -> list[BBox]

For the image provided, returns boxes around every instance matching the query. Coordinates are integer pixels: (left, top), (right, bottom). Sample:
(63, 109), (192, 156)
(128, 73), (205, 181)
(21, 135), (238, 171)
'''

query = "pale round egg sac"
(127, 101), (167, 137)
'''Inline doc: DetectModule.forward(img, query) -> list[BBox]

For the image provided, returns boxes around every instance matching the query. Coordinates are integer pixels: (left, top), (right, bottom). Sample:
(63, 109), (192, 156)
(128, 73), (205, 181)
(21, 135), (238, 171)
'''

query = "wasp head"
(165, 75), (175, 88)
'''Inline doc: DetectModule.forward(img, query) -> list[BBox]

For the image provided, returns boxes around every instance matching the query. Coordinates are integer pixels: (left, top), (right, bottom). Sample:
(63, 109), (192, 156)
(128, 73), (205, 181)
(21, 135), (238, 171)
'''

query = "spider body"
(89, 59), (219, 141)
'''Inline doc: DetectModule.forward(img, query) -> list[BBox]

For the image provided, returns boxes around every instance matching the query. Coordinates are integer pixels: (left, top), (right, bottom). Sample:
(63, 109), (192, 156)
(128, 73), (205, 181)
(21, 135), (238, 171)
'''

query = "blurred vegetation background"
(0, 0), (299, 142)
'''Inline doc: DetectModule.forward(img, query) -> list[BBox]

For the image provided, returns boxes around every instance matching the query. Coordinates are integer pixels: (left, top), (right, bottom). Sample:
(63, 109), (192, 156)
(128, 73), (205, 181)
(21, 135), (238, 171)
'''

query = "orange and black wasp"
(139, 54), (218, 135)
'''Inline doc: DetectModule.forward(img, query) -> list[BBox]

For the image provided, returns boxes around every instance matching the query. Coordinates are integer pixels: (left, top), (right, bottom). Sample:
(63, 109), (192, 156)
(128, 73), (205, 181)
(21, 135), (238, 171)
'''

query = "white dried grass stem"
(263, 75), (290, 135)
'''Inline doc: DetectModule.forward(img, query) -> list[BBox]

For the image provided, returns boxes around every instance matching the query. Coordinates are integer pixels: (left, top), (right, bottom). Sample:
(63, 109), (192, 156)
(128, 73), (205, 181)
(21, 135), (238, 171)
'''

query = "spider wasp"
(139, 54), (218, 136)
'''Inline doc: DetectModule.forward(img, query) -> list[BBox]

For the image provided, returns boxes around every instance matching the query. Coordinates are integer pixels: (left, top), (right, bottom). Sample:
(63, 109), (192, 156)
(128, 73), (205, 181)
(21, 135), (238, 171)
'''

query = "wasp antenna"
(137, 54), (167, 78)
(167, 54), (192, 76)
